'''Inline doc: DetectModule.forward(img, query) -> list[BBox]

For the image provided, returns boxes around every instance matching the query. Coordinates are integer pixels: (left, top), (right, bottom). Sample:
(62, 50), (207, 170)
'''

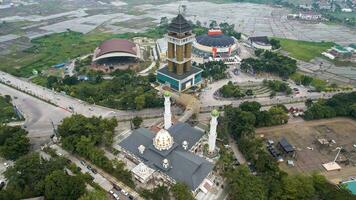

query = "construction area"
(256, 118), (356, 183)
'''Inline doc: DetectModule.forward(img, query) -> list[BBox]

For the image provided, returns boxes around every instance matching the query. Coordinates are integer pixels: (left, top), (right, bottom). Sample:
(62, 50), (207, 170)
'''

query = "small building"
(298, 11), (322, 21)
(248, 36), (272, 50)
(278, 137), (294, 155)
(131, 162), (155, 183)
(329, 45), (353, 58)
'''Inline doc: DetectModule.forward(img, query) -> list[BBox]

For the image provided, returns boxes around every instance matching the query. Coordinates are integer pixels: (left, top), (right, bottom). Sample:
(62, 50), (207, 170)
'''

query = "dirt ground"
(256, 117), (356, 183)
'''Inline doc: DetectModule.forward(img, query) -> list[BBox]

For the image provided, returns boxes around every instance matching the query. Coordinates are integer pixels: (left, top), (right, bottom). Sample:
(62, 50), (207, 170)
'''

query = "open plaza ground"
(256, 118), (356, 183)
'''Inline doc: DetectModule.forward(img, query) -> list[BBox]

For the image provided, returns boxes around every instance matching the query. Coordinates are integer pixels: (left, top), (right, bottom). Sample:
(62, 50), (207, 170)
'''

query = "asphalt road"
(0, 83), (70, 149)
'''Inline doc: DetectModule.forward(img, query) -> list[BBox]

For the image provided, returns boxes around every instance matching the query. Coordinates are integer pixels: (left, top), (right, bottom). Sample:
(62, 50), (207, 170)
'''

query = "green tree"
(280, 175), (315, 200)
(148, 72), (156, 83)
(0, 125), (30, 160)
(135, 95), (146, 110)
(2, 153), (67, 199)
(170, 182), (194, 200)
(44, 170), (86, 200)
(132, 116), (143, 129)
(141, 185), (170, 200)
(79, 189), (108, 200)
(305, 99), (313, 108)
(227, 165), (267, 200)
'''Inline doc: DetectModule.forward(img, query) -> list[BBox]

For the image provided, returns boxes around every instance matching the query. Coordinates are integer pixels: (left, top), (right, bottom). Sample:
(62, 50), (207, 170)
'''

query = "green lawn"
(276, 38), (334, 62)
(0, 95), (20, 123)
(0, 31), (117, 77)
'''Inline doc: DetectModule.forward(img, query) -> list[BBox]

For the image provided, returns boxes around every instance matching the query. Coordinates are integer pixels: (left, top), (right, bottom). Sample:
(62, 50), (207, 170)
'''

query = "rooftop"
(196, 33), (235, 48)
(249, 36), (270, 45)
(157, 66), (203, 81)
(119, 122), (213, 190)
(167, 14), (192, 34)
(95, 38), (137, 58)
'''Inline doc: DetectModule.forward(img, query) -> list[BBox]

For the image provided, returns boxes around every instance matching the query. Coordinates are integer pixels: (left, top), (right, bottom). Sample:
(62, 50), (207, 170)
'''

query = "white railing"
(165, 34), (196, 46)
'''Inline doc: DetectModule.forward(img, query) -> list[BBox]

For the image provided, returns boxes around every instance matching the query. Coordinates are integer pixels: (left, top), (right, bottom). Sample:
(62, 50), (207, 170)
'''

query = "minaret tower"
(164, 91), (172, 130)
(208, 109), (219, 153)
(166, 13), (195, 75)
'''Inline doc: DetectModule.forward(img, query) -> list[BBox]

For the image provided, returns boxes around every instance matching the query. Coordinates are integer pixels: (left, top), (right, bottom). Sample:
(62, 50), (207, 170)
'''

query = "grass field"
(0, 95), (20, 123)
(276, 38), (335, 62)
(0, 31), (115, 77)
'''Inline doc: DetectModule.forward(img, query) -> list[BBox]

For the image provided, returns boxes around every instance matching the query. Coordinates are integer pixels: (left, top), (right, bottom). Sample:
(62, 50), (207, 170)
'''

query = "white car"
(109, 190), (114, 195)
(121, 190), (129, 196)
(113, 193), (119, 199)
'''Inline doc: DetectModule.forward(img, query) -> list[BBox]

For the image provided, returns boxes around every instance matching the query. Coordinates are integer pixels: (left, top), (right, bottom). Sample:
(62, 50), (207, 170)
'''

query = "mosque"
(119, 91), (219, 193)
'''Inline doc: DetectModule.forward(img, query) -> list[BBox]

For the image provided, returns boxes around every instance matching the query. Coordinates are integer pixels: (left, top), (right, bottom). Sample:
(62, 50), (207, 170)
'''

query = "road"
(51, 145), (141, 200)
(0, 71), (166, 120)
(0, 83), (70, 149)
(199, 68), (348, 109)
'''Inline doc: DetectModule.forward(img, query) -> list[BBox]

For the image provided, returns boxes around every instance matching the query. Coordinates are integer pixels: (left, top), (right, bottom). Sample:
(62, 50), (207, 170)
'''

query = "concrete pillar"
(185, 61), (192, 72)
(168, 61), (174, 72)
(208, 110), (219, 153)
(168, 43), (175, 72)
(177, 64), (184, 75)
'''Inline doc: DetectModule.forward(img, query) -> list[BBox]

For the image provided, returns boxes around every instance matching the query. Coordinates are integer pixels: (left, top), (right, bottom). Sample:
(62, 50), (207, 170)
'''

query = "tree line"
(219, 81), (254, 98)
(241, 51), (297, 79)
(58, 114), (135, 188)
(195, 60), (228, 81)
(304, 92), (356, 120)
(43, 70), (163, 110)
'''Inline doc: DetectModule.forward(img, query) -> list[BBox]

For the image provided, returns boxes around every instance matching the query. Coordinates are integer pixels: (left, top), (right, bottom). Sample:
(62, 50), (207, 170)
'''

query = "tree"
(44, 170), (86, 200)
(135, 95), (146, 110)
(141, 185), (170, 200)
(170, 183), (194, 200)
(209, 20), (218, 28)
(270, 38), (281, 50)
(227, 165), (267, 200)
(79, 189), (108, 200)
(0, 125), (30, 160)
(239, 101), (262, 113)
(148, 72), (156, 83)
(305, 99), (313, 108)
(2, 153), (67, 199)
(280, 175), (315, 200)
(132, 116), (143, 129)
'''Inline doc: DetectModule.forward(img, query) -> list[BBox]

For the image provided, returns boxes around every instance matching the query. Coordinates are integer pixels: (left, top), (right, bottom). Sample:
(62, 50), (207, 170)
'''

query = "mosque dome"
(153, 129), (174, 151)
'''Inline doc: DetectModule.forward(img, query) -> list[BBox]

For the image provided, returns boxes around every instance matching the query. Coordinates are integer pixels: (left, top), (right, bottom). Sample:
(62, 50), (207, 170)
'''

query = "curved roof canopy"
(167, 14), (192, 34)
(94, 38), (138, 61)
(196, 34), (235, 48)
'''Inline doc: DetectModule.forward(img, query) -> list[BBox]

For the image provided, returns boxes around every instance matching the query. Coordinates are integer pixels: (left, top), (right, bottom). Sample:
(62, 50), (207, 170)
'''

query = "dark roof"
(249, 36), (270, 45)
(279, 138), (294, 153)
(119, 122), (213, 190)
(96, 38), (137, 58)
(196, 34), (235, 47)
(167, 14), (192, 33)
(157, 66), (203, 81)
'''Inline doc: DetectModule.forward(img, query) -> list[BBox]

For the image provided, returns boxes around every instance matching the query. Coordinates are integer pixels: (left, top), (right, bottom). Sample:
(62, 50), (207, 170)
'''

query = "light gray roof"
(119, 122), (213, 190)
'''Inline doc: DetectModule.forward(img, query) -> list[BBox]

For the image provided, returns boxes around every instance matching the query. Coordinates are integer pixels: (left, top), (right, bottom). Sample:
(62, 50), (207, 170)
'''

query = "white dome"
(153, 129), (174, 151)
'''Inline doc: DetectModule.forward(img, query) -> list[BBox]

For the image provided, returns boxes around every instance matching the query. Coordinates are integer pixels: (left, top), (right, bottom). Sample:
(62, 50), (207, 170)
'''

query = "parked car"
(121, 190), (129, 196)
(0, 181), (5, 190)
(80, 160), (86, 166)
(91, 168), (97, 174)
(87, 165), (92, 171)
